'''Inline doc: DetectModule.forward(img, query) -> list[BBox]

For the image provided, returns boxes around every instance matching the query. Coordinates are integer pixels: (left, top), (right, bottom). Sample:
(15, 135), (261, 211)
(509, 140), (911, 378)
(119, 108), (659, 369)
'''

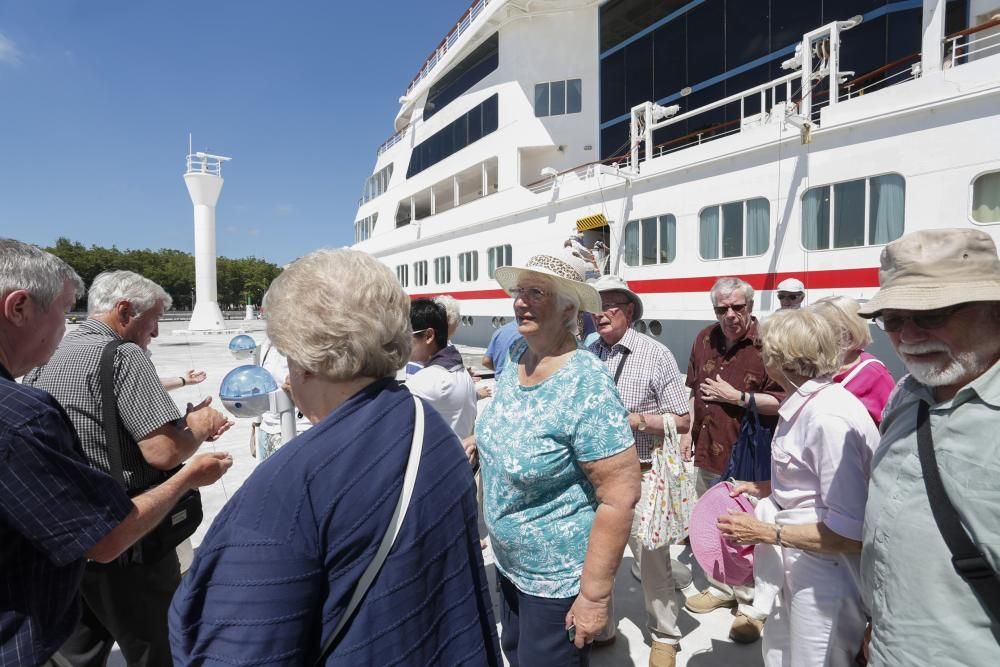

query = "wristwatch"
(637, 413), (647, 432)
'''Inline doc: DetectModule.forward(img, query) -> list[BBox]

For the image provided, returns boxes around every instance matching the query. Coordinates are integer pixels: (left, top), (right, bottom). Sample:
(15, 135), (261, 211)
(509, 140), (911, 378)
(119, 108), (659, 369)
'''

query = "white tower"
(184, 148), (230, 331)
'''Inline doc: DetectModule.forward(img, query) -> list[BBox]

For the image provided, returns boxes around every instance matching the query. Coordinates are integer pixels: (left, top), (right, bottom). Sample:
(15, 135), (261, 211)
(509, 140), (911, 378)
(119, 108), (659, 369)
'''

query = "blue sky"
(0, 1), (466, 265)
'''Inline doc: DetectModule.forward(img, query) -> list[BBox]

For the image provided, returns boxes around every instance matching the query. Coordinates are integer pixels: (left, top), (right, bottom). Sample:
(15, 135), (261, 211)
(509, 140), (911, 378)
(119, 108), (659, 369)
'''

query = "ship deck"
(100, 319), (764, 666)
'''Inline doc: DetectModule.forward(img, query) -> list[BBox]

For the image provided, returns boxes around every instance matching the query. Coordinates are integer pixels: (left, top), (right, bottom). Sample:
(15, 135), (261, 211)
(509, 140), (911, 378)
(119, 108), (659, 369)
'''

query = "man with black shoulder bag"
(858, 229), (1000, 666)
(24, 270), (233, 667)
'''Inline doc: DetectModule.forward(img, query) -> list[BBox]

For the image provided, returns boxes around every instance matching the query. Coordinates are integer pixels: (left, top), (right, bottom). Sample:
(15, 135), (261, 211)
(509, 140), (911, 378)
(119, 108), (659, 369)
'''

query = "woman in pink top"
(812, 296), (895, 426)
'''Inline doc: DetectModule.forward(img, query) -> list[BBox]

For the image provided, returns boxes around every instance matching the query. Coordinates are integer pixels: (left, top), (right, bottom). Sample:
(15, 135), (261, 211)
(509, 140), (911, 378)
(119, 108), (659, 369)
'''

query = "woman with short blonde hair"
(171, 249), (501, 665)
(811, 296), (895, 426)
(718, 308), (880, 667)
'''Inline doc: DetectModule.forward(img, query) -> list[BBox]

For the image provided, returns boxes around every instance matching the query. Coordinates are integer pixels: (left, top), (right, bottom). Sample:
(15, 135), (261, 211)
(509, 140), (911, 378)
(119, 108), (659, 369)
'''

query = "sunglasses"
(874, 303), (971, 332)
(777, 292), (803, 300)
(713, 303), (747, 316)
(509, 287), (549, 303)
(598, 301), (631, 314)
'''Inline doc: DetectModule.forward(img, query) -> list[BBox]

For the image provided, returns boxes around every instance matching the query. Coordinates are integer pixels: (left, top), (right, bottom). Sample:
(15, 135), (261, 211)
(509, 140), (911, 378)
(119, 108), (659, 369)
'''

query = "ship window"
(434, 256), (451, 284)
(699, 199), (770, 260)
(488, 244), (512, 278)
(424, 33), (499, 121)
(395, 199), (412, 228)
(414, 260), (428, 287)
(535, 79), (583, 118)
(408, 94), (499, 178)
(354, 213), (377, 243)
(396, 264), (409, 287)
(458, 251), (479, 282)
(622, 214), (676, 266)
(360, 164), (393, 205)
(972, 171), (1000, 224)
(802, 174), (905, 249)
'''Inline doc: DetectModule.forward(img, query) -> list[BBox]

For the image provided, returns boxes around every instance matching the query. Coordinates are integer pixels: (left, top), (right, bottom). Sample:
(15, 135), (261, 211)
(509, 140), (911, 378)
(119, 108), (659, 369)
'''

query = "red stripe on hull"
(409, 268), (879, 300)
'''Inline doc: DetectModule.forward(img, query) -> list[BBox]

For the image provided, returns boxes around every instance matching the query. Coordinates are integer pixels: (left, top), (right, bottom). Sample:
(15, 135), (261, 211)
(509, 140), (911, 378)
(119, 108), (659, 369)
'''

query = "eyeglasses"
(777, 292), (803, 301)
(509, 287), (549, 303)
(411, 328), (430, 337)
(599, 301), (631, 314)
(713, 303), (747, 316)
(874, 303), (971, 332)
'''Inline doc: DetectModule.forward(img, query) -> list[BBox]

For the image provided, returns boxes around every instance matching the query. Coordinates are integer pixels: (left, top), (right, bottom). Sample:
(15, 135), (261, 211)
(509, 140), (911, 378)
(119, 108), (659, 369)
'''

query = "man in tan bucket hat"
(859, 229), (1000, 666)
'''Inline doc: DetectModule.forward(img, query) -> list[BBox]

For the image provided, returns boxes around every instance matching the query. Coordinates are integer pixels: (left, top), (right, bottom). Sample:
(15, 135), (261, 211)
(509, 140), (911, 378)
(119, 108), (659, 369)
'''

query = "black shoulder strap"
(916, 400), (1000, 621)
(99, 339), (128, 490)
(612, 347), (632, 387)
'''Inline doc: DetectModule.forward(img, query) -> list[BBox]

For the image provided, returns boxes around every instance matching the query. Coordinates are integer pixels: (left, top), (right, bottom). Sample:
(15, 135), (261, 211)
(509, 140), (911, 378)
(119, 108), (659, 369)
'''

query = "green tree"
(44, 239), (281, 311)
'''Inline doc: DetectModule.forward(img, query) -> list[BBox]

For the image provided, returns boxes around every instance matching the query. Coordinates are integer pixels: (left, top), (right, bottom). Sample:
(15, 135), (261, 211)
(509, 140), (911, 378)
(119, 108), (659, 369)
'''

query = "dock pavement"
(98, 319), (763, 667)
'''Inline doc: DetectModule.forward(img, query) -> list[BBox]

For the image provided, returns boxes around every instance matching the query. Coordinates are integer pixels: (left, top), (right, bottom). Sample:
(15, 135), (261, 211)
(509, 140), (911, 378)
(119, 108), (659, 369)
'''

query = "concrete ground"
(105, 319), (762, 666)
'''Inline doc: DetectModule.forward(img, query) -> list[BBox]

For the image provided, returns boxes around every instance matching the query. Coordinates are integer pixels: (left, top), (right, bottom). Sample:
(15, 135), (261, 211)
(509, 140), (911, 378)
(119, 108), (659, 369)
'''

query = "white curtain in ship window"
(624, 220), (640, 265)
(700, 207), (720, 259)
(746, 198), (770, 255)
(802, 186), (830, 250)
(972, 172), (1000, 223)
(659, 215), (677, 263)
(869, 174), (906, 244)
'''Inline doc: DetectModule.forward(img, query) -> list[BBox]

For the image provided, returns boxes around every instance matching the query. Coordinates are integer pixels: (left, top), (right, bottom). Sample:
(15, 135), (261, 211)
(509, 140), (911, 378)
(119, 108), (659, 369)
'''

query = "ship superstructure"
(353, 0), (1000, 371)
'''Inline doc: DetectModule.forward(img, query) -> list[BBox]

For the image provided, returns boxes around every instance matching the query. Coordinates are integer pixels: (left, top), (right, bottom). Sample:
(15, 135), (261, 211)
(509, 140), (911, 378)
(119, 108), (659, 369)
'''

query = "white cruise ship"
(353, 0), (1000, 371)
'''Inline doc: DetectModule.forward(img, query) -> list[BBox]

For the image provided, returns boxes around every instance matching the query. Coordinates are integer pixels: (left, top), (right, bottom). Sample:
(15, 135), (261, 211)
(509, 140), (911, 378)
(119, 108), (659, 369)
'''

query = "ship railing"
(945, 16), (1000, 68)
(403, 0), (492, 98)
(377, 128), (406, 157)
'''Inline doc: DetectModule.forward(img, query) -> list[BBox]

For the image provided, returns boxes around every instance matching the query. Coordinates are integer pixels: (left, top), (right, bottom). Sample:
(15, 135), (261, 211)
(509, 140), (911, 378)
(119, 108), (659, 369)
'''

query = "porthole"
(491, 317), (499, 328)
(649, 320), (662, 336)
(634, 320), (647, 334)
(499, 317), (507, 326)
(467, 316), (474, 327)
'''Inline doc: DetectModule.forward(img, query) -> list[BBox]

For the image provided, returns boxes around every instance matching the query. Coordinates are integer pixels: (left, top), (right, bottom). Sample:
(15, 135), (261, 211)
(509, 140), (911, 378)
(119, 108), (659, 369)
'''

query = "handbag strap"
(916, 400), (1000, 621)
(840, 357), (883, 386)
(99, 339), (128, 490)
(612, 347), (632, 387)
(746, 393), (762, 429)
(314, 395), (426, 665)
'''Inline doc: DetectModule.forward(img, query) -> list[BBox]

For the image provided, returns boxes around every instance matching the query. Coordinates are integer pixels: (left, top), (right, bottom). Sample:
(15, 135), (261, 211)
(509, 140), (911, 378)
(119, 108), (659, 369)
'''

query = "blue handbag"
(720, 394), (772, 482)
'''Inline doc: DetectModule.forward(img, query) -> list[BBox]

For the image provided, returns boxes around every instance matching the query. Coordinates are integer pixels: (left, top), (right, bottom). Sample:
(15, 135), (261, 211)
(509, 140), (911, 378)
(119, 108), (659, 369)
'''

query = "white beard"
(897, 342), (988, 387)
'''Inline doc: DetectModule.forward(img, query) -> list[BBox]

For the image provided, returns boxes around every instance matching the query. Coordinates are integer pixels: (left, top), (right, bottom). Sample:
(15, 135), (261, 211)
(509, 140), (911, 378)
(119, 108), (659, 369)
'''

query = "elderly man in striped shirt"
(588, 275), (690, 667)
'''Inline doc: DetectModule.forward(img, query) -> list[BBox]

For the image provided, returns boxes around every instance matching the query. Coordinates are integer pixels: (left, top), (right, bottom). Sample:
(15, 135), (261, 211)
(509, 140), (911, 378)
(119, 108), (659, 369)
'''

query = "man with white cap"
(588, 275), (690, 667)
(858, 228), (1000, 665)
(775, 278), (805, 310)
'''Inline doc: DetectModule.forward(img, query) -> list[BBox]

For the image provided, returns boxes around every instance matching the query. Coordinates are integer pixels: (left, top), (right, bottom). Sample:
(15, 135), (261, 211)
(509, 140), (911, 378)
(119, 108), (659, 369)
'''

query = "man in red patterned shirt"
(680, 277), (784, 639)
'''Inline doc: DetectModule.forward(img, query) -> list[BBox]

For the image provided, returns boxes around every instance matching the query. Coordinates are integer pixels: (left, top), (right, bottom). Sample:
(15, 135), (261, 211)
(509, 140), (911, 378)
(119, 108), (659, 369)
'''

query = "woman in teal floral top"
(473, 254), (640, 666)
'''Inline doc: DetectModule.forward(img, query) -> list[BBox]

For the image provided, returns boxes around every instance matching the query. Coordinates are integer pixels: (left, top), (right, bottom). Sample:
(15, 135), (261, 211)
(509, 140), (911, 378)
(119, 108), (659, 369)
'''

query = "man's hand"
(462, 435), (478, 468)
(565, 592), (609, 649)
(700, 374), (741, 404)
(180, 451), (234, 489)
(185, 397), (233, 443)
(476, 384), (493, 400)
(679, 432), (693, 462)
(183, 369), (207, 386)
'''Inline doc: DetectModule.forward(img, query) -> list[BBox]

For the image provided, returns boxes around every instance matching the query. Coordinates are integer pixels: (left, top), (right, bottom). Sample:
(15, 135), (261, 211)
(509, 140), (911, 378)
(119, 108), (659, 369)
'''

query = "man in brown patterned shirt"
(680, 277), (784, 636)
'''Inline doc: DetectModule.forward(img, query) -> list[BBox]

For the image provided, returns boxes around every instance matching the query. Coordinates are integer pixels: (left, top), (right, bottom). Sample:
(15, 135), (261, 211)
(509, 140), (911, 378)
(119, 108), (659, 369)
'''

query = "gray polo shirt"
(862, 361), (1000, 665)
(23, 319), (182, 493)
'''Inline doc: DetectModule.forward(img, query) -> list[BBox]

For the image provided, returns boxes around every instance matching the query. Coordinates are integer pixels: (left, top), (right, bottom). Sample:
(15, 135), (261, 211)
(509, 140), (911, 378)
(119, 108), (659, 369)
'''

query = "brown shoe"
(648, 641), (678, 667)
(729, 611), (764, 643)
(684, 589), (737, 614)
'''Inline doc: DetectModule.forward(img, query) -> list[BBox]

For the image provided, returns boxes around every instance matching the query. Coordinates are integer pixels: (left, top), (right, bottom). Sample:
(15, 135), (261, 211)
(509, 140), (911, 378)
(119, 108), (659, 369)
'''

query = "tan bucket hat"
(495, 254), (602, 313)
(857, 228), (1000, 317)
(589, 274), (644, 322)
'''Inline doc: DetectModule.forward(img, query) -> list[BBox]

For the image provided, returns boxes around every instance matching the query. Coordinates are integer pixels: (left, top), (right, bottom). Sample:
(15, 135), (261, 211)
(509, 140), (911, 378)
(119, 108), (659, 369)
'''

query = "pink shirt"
(832, 352), (895, 426)
(770, 378), (880, 540)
